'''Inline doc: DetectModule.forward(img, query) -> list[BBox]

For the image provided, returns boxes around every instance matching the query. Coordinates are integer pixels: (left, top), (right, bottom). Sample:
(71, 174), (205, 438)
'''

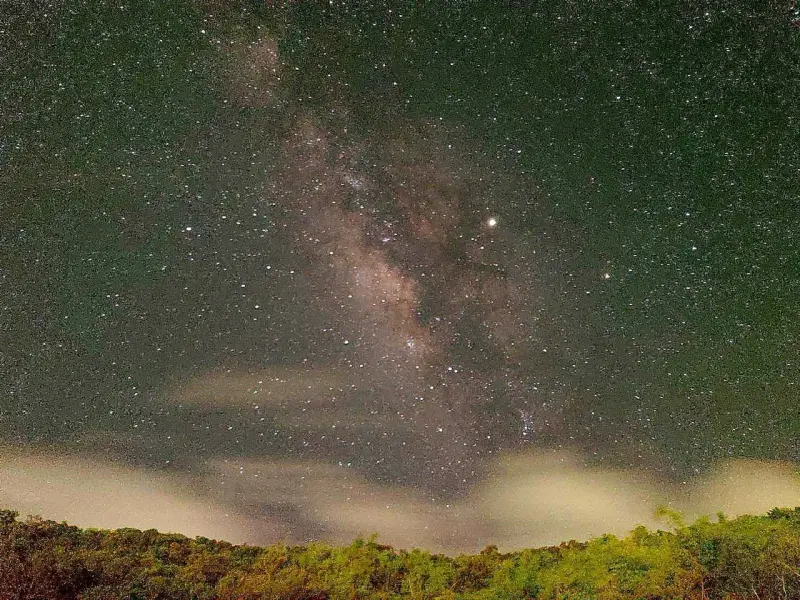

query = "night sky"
(2, 0), (800, 552)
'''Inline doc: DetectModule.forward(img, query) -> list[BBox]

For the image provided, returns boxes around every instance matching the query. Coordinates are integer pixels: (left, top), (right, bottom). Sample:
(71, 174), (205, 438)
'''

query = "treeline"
(2, 507), (800, 599)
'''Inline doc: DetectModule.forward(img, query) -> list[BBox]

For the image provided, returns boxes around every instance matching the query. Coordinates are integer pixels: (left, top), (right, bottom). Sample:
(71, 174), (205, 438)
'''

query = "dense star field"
(1, 1), (799, 552)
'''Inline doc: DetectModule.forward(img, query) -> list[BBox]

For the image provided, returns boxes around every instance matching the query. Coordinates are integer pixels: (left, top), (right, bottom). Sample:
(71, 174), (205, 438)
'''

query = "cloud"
(164, 366), (350, 413)
(676, 458), (800, 519)
(3, 445), (798, 555)
(0, 446), (285, 544)
(471, 450), (800, 551)
(202, 457), (489, 553)
(473, 450), (668, 549)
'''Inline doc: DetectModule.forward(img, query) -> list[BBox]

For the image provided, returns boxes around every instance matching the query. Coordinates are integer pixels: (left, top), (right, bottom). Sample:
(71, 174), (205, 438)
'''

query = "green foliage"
(400, 549), (455, 600)
(3, 507), (800, 599)
(767, 506), (800, 521)
(0, 510), (18, 526)
(655, 504), (687, 530)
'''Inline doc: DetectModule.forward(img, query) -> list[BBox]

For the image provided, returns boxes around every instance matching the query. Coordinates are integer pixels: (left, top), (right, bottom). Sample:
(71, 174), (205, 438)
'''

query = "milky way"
(248, 98), (585, 492)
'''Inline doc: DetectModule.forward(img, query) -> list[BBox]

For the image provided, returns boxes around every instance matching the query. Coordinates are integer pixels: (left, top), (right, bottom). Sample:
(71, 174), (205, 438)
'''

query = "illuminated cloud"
(3, 446), (797, 555)
(0, 447), (286, 544)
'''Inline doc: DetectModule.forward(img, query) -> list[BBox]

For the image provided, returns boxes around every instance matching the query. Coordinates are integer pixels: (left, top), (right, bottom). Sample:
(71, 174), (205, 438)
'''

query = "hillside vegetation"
(3, 507), (800, 599)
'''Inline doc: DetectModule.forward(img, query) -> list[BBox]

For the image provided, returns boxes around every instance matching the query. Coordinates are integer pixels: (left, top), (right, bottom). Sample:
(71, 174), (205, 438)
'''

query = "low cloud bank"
(1, 446), (798, 554)
(0, 447), (285, 544)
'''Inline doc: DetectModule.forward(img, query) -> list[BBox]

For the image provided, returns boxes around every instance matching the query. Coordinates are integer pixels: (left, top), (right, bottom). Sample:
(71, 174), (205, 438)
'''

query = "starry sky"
(1, 0), (799, 552)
